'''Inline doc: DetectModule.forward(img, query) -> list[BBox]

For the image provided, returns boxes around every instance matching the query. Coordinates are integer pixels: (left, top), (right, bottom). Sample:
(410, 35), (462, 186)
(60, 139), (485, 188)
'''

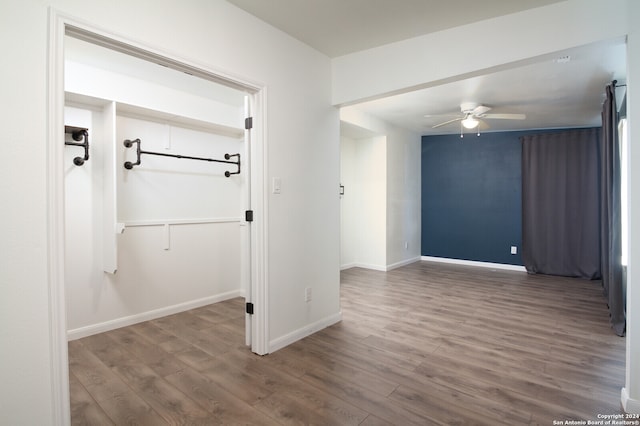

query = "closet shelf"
(117, 102), (244, 139)
(65, 92), (245, 139)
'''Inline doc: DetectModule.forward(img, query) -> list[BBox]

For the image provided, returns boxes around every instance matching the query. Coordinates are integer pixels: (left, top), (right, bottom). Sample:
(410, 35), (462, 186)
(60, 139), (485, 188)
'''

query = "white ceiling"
(227, 0), (567, 58)
(227, 0), (627, 136)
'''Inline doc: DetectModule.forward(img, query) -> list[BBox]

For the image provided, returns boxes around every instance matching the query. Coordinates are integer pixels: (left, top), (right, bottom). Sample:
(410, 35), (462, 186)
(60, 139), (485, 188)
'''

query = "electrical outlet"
(305, 287), (312, 302)
(511, 246), (518, 255)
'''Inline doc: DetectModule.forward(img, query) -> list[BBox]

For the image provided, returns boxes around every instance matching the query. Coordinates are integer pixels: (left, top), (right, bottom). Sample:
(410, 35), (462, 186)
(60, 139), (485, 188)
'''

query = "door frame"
(47, 9), (269, 424)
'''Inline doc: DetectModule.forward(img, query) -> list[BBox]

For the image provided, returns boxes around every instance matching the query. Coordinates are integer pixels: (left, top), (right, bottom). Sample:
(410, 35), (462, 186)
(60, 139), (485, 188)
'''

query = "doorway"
(63, 34), (250, 339)
(48, 15), (267, 423)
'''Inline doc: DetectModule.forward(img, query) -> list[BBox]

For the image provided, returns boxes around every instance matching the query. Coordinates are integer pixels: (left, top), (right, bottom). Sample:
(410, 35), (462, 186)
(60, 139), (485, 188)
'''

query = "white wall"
(1, 1), (57, 422)
(64, 36), (245, 130)
(0, 0), (339, 424)
(115, 116), (243, 221)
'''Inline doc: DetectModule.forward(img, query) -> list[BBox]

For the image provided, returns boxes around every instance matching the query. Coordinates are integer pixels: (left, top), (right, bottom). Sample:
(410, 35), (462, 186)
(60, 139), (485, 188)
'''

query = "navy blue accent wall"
(421, 129), (576, 265)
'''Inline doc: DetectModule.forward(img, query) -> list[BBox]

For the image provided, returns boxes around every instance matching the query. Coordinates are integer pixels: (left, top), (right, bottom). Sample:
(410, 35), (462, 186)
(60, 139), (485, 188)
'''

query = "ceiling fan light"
(462, 117), (479, 129)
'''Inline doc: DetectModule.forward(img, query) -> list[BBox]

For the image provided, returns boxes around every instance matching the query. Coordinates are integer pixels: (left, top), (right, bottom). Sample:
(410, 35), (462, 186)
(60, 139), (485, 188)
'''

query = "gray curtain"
(600, 82), (625, 336)
(521, 128), (601, 280)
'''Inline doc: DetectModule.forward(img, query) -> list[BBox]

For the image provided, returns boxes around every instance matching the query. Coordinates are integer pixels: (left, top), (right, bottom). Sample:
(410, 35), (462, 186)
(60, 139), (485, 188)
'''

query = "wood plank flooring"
(69, 261), (626, 425)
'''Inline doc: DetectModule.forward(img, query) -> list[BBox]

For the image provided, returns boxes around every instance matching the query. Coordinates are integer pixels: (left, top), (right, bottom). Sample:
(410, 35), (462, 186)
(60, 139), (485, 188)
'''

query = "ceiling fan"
(429, 102), (526, 129)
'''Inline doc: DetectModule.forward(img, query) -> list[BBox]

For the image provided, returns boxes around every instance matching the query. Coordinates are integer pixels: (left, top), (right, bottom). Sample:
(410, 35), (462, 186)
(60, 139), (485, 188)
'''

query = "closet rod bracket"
(65, 126), (89, 166)
(224, 153), (240, 177)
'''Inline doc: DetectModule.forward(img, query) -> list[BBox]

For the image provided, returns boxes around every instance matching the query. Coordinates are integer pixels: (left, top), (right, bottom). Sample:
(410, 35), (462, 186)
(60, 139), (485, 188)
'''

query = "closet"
(64, 36), (249, 340)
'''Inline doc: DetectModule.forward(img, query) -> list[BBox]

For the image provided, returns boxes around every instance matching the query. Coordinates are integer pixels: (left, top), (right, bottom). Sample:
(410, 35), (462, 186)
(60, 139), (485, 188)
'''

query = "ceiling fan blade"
(481, 113), (526, 120)
(472, 105), (491, 115)
(424, 113), (461, 118)
(432, 117), (463, 128)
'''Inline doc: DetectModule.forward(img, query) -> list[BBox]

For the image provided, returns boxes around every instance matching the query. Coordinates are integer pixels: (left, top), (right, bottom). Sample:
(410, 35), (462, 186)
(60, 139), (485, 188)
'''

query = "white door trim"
(249, 88), (270, 355)
(47, 9), (70, 425)
(47, 9), (269, 424)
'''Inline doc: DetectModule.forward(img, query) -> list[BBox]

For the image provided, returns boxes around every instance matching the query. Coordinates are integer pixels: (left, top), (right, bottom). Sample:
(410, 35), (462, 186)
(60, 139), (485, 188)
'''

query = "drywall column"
(340, 136), (358, 268)
(385, 125), (421, 269)
(356, 135), (387, 270)
(623, 0), (640, 414)
(339, 132), (387, 270)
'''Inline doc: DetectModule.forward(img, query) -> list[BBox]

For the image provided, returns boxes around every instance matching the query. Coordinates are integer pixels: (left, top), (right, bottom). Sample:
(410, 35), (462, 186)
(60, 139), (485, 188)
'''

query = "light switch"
(511, 246), (517, 255)
(273, 177), (282, 194)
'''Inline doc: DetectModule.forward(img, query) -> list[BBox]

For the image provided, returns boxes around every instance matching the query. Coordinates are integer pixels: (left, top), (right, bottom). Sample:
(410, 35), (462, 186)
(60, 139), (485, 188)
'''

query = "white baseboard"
(67, 289), (244, 340)
(345, 263), (388, 272)
(421, 256), (527, 272)
(269, 311), (342, 353)
(341, 257), (421, 272)
(386, 256), (421, 271)
(340, 262), (357, 271)
(622, 387), (640, 414)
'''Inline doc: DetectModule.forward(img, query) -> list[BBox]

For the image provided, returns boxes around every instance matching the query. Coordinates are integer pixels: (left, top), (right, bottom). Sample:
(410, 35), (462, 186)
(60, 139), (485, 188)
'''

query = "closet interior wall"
(64, 36), (247, 339)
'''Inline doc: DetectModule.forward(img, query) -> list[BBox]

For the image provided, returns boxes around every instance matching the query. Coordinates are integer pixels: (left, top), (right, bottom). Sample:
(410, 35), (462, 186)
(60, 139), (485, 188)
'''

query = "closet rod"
(64, 126), (89, 166)
(123, 138), (240, 177)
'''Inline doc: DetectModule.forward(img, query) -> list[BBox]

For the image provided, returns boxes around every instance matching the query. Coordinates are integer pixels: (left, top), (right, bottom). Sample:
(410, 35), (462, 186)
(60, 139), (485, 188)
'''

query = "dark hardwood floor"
(69, 261), (626, 425)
